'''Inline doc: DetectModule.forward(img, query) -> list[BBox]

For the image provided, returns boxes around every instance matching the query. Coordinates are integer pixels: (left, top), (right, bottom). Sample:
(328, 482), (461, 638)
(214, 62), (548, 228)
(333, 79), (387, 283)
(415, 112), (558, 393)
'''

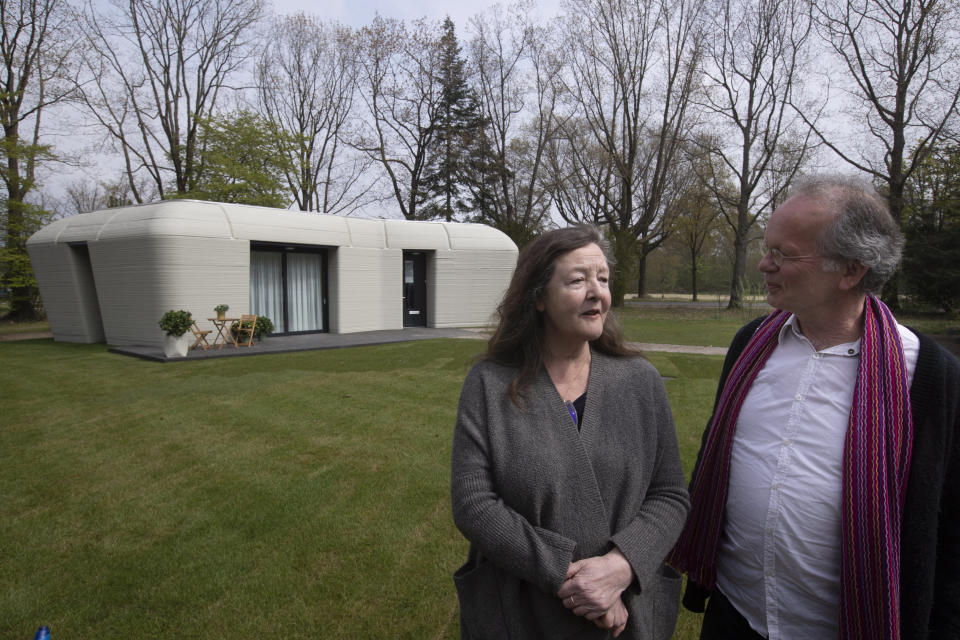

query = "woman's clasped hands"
(557, 548), (634, 637)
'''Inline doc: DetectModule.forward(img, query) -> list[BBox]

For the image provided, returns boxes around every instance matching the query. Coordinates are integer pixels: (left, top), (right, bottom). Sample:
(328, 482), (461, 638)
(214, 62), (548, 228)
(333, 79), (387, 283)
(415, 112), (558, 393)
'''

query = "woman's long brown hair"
(485, 225), (638, 406)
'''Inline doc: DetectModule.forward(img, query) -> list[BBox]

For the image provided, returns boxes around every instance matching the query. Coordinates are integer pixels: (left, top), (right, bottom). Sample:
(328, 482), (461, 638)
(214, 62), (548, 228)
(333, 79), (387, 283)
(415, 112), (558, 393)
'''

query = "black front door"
(402, 251), (427, 327)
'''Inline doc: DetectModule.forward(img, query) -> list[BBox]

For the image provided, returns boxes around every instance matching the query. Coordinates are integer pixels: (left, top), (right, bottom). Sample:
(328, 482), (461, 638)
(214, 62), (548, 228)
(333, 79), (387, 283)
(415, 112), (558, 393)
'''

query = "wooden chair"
(235, 314), (257, 347)
(189, 321), (212, 351)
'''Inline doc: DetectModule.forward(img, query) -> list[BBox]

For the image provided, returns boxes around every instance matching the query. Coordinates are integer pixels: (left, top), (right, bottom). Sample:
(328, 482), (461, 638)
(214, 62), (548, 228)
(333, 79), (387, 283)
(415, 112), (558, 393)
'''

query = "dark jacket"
(683, 318), (960, 639)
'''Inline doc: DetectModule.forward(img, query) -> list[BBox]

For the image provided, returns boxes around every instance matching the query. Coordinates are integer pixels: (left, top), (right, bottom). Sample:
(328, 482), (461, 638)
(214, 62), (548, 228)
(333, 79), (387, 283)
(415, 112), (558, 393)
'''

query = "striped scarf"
(667, 295), (913, 640)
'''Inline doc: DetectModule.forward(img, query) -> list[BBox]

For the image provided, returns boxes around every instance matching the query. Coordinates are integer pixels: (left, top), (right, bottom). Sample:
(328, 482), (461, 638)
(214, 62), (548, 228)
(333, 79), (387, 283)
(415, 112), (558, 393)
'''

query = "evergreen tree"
(420, 17), (487, 222)
(466, 127), (527, 242)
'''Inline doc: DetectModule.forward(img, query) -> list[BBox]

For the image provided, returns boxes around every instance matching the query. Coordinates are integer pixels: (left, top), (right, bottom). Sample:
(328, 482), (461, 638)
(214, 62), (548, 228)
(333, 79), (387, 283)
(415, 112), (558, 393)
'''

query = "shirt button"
(848, 348), (855, 355)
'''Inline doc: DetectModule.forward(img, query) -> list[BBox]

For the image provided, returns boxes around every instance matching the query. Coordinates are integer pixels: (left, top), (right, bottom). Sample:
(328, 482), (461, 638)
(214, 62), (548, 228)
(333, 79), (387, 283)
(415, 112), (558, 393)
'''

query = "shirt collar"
(777, 313), (861, 356)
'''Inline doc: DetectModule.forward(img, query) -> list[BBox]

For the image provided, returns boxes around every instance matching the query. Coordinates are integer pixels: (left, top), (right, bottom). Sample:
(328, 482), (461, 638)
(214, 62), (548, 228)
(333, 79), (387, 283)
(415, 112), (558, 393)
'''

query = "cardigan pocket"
(651, 563), (682, 640)
(454, 557), (510, 640)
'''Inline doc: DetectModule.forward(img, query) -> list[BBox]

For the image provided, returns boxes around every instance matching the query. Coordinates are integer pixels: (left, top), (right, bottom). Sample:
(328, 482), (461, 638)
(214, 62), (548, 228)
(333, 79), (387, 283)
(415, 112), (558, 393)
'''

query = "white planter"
(163, 333), (192, 358)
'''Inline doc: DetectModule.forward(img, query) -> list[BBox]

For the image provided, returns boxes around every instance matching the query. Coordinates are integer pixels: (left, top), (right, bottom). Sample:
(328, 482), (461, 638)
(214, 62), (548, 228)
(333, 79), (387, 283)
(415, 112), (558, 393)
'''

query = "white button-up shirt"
(715, 315), (919, 639)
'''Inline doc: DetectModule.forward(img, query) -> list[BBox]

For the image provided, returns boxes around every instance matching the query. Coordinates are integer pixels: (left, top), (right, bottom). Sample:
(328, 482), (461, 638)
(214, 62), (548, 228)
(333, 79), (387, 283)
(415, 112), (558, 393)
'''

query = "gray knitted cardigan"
(451, 350), (690, 640)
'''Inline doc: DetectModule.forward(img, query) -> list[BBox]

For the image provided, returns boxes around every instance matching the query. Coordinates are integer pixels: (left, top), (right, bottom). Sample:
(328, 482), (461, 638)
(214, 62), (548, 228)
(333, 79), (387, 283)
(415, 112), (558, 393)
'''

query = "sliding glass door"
(286, 253), (324, 332)
(250, 251), (284, 330)
(250, 246), (328, 334)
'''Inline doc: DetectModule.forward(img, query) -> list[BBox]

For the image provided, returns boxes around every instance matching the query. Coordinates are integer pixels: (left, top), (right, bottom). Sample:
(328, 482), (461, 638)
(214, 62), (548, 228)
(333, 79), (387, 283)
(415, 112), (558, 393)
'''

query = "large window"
(286, 253), (324, 332)
(250, 245), (328, 334)
(250, 251), (283, 329)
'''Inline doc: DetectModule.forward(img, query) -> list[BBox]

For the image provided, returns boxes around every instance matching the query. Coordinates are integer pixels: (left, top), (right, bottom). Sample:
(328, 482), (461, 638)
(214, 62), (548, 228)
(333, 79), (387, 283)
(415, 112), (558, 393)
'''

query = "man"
(668, 177), (960, 640)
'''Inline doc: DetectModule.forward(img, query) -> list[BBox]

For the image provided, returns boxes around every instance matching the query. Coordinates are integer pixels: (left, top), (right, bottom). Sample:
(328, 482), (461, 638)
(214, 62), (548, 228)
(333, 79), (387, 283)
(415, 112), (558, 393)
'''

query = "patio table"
(208, 317), (239, 349)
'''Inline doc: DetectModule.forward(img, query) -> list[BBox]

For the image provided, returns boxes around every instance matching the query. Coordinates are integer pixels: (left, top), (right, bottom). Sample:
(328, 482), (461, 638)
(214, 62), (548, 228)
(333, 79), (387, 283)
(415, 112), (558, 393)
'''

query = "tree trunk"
(636, 250), (648, 299)
(611, 231), (637, 307)
(690, 246), (699, 302)
(727, 229), (748, 309)
(882, 177), (905, 311)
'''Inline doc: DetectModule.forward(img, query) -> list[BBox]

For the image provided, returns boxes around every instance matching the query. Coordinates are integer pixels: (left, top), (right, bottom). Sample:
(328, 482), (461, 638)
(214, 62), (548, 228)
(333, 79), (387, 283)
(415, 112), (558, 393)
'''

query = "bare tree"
(76, 0), (265, 202)
(671, 142), (730, 300)
(554, 0), (704, 304)
(546, 118), (619, 225)
(355, 16), (443, 220)
(258, 14), (374, 214)
(0, 0), (76, 320)
(64, 180), (102, 214)
(697, 0), (816, 308)
(466, 2), (562, 246)
(807, 0), (960, 305)
(64, 173), (149, 214)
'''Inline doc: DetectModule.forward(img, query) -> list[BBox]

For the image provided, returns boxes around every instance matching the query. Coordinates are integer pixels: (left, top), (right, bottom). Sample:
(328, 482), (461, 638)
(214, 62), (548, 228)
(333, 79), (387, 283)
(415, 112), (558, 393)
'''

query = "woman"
(450, 225), (690, 639)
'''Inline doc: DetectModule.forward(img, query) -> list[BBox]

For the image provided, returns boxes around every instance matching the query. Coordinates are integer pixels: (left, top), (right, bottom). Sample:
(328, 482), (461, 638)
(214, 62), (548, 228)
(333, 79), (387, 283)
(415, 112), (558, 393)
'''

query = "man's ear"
(838, 261), (869, 291)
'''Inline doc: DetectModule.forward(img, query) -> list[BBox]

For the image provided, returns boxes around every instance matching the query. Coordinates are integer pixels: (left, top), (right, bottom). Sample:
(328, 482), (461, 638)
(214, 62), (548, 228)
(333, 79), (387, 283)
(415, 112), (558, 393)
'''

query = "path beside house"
(0, 331), (53, 341)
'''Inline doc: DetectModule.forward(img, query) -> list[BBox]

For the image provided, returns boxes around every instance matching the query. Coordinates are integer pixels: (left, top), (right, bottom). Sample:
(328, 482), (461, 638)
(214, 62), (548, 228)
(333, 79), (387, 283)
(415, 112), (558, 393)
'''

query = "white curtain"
(250, 251), (284, 329)
(286, 252), (324, 332)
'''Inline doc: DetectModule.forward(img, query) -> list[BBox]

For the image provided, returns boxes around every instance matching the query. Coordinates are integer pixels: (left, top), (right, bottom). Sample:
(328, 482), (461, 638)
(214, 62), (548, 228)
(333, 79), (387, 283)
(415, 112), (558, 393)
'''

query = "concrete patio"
(109, 327), (490, 362)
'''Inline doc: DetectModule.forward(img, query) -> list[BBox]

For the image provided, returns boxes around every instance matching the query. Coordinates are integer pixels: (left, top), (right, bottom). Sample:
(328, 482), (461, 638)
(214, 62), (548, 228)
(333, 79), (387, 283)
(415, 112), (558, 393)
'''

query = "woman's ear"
(532, 281), (547, 311)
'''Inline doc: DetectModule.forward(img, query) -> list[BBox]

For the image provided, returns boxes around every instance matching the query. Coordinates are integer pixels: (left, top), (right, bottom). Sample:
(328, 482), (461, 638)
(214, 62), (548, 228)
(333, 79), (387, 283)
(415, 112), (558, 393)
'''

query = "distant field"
(627, 292), (766, 304)
(617, 301), (959, 347)
(617, 303), (770, 347)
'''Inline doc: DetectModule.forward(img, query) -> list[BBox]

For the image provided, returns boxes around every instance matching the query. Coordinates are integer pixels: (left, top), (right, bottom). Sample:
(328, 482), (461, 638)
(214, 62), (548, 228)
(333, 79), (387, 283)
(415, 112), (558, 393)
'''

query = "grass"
(5, 302), (954, 638)
(2, 339), (481, 638)
(0, 320), (49, 335)
(617, 302), (960, 346)
(619, 305), (768, 347)
(1, 335), (721, 639)
(644, 352), (723, 640)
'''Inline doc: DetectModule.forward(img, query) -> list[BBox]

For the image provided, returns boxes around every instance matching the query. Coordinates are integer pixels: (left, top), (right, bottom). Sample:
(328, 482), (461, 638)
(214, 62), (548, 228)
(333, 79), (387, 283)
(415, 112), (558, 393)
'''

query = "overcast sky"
(270, 0), (564, 30)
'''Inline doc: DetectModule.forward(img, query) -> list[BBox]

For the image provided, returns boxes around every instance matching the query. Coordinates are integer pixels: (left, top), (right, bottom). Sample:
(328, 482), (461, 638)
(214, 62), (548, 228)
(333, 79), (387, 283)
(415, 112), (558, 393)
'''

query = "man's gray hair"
(788, 176), (904, 293)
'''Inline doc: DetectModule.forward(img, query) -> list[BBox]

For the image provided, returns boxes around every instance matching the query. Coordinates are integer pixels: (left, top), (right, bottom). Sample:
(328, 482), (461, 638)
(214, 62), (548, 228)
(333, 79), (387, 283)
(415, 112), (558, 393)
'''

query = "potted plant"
(229, 316), (274, 343)
(254, 316), (274, 341)
(159, 309), (194, 358)
(214, 304), (229, 320)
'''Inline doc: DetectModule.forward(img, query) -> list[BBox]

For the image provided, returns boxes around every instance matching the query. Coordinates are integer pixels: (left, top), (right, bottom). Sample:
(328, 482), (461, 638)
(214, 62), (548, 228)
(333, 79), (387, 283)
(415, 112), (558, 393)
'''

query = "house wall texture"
(28, 243), (104, 343)
(27, 200), (517, 347)
(87, 236), (249, 346)
(331, 247), (403, 333)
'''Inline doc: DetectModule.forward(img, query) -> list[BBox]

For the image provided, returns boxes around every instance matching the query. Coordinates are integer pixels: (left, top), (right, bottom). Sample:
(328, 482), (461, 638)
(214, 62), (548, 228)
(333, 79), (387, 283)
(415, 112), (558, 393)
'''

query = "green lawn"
(3, 304), (956, 638)
(0, 336), (721, 639)
(619, 305), (767, 347)
(2, 339), (478, 638)
(0, 320), (49, 335)
(617, 303), (959, 346)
